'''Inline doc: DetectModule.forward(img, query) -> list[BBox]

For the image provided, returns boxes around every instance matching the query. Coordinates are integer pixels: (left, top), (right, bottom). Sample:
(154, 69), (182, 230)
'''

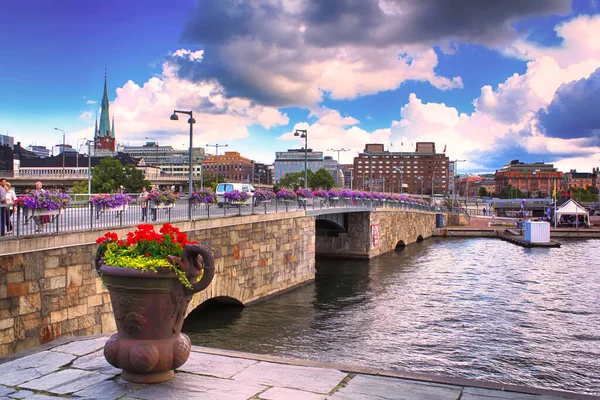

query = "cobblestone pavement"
(0, 335), (597, 400)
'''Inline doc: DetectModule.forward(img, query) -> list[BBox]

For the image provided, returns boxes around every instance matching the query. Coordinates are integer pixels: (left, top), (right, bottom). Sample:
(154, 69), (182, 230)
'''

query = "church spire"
(95, 71), (116, 152)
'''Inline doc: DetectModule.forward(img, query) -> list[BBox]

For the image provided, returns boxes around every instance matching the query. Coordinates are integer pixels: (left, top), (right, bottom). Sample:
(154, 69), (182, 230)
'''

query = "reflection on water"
(183, 238), (600, 395)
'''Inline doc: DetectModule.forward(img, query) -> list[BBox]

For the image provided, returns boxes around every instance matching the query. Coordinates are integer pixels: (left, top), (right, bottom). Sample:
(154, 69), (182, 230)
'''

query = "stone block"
(61, 318), (78, 334)
(0, 327), (14, 344)
(24, 261), (44, 281)
(77, 314), (96, 330)
(87, 294), (103, 307)
(78, 283), (97, 297)
(28, 280), (40, 293)
(101, 312), (116, 332)
(39, 322), (61, 344)
(0, 350), (75, 386)
(44, 266), (66, 278)
(0, 317), (14, 330)
(44, 255), (60, 269)
(66, 265), (83, 291)
(179, 352), (257, 378)
(67, 304), (87, 319)
(6, 271), (24, 284)
(51, 309), (68, 323)
(14, 335), (41, 353)
(44, 276), (66, 290)
(19, 293), (41, 314)
(20, 368), (114, 395)
(7, 282), (28, 297)
(52, 337), (107, 356)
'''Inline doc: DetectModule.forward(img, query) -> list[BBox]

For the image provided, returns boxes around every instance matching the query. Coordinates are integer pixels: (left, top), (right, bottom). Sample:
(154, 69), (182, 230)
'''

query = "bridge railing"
(0, 197), (445, 239)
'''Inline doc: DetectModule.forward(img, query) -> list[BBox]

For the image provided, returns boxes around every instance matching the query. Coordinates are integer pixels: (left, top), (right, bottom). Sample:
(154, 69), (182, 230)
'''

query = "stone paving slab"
(125, 371), (267, 400)
(0, 351), (76, 386)
(50, 337), (108, 356)
(232, 360), (348, 394)
(0, 335), (597, 400)
(461, 387), (567, 399)
(19, 369), (114, 395)
(178, 351), (258, 378)
(329, 374), (463, 400)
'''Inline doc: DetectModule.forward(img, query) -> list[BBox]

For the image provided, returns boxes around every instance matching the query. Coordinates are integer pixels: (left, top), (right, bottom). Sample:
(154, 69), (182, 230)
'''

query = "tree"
(310, 168), (335, 189)
(91, 158), (150, 193)
(478, 187), (489, 197)
(123, 164), (151, 193)
(276, 172), (305, 191)
(499, 184), (523, 199)
(72, 181), (88, 195)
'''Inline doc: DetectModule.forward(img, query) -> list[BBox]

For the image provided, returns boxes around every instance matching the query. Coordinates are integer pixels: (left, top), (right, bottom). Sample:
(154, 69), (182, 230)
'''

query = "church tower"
(94, 73), (116, 152)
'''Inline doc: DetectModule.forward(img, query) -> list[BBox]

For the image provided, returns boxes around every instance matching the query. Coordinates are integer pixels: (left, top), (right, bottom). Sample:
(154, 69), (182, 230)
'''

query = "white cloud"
(78, 111), (93, 120)
(85, 100), (97, 105)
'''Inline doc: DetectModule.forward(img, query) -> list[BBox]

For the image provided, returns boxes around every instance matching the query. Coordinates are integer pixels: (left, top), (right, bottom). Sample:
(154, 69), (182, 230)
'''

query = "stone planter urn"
(96, 244), (215, 383)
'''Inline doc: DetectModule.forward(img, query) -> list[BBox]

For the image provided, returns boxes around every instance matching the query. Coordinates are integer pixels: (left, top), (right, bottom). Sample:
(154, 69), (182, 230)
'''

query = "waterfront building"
(565, 169), (597, 189)
(26, 145), (50, 158)
(456, 176), (496, 197)
(323, 156), (344, 188)
(254, 163), (273, 185)
(203, 151), (254, 183)
(0, 134), (14, 147)
(274, 149), (324, 183)
(494, 160), (564, 197)
(353, 143), (449, 195)
(340, 164), (353, 189)
(94, 75), (116, 154)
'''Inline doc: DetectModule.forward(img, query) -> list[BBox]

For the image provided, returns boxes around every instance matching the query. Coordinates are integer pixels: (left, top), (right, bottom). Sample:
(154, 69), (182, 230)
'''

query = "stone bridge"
(0, 209), (462, 357)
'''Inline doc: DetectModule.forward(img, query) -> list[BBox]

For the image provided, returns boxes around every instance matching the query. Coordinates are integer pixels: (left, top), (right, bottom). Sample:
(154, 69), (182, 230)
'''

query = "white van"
(216, 183), (255, 207)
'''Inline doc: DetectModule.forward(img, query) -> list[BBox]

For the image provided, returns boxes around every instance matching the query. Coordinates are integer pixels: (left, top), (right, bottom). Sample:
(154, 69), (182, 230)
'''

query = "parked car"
(216, 183), (255, 207)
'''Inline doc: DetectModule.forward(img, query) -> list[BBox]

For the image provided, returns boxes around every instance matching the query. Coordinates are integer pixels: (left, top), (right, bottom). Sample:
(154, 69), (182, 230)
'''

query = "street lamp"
(76, 138), (87, 173)
(54, 128), (66, 178)
(393, 166), (403, 194)
(206, 143), (228, 184)
(328, 148), (349, 188)
(417, 177), (424, 196)
(451, 159), (466, 210)
(85, 139), (97, 198)
(294, 129), (308, 188)
(145, 137), (159, 168)
(170, 110), (196, 220)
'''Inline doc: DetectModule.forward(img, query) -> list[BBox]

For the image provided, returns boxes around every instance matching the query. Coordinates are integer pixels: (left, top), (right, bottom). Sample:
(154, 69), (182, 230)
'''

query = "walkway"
(0, 335), (596, 400)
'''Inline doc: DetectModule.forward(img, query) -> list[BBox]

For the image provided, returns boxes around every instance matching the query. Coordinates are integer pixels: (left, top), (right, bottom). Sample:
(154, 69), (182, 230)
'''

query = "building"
(494, 160), (564, 197)
(94, 75), (116, 153)
(253, 163), (273, 185)
(323, 156), (344, 188)
(203, 151), (254, 182)
(52, 144), (76, 156)
(274, 149), (324, 182)
(0, 134), (14, 147)
(353, 143), (449, 195)
(26, 145), (51, 158)
(340, 164), (353, 189)
(456, 176), (496, 197)
(565, 169), (597, 189)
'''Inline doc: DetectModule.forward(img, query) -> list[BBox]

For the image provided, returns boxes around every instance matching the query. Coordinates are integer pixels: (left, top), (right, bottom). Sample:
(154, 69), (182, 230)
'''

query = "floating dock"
(498, 232), (561, 248)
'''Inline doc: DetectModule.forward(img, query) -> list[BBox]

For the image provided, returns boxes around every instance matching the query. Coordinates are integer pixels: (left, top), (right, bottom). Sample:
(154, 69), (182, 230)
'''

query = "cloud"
(107, 51), (289, 147)
(537, 67), (600, 144)
(176, 0), (572, 106)
(78, 111), (93, 120)
(85, 100), (97, 105)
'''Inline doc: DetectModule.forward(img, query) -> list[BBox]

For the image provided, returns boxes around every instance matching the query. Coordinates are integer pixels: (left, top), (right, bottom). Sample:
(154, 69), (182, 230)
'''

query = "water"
(183, 238), (600, 395)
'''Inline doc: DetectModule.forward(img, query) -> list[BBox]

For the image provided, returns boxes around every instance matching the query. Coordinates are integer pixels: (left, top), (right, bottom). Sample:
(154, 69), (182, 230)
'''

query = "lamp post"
(54, 128), (66, 178)
(451, 159), (466, 210)
(393, 166), (403, 194)
(76, 138), (87, 173)
(206, 143), (228, 184)
(328, 148), (349, 188)
(417, 176), (423, 196)
(294, 129), (308, 188)
(145, 137), (159, 169)
(85, 139), (97, 198)
(170, 110), (196, 220)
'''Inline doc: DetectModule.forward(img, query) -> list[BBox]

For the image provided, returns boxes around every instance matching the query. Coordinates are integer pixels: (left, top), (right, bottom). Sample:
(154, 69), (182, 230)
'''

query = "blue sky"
(1, 0), (599, 173)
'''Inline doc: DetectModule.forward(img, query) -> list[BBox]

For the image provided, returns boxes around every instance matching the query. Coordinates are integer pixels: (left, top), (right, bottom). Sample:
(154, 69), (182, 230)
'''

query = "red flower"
(144, 253), (150, 257)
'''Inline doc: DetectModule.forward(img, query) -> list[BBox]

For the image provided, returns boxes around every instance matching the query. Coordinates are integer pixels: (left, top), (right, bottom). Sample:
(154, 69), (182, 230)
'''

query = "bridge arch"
(416, 235), (424, 242)
(395, 240), (406, 249)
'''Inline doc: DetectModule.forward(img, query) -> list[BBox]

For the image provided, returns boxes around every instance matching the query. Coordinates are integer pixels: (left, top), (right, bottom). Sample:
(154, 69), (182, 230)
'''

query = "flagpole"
(553, 177), (557, 229)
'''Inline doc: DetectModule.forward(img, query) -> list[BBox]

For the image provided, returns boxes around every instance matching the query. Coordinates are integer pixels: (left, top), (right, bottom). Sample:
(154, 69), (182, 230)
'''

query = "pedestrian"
(149, 186), (158, 221)
(32, 181), (45, 232)
(0, 177), (7, 236)
(4, 182), (16, 234)
(139, 186), (149, 222)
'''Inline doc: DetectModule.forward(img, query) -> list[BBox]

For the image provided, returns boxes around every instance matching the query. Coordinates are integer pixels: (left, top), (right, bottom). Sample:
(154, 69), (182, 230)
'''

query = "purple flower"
(275, 189), (296, 200)
(254, 190), (274, 201)
(191, 190), (215, 204)
(295, 188), (313, 198)
(91, 193), (132, 208)
(339, 189), (353, 198)
(313, 189), (329, 198)
(19, 190), (71, 210)
(224, 190), (251, 202)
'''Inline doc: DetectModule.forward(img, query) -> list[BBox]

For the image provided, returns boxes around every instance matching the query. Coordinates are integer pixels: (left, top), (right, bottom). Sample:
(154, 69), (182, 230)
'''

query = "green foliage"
(91, 158), (150, 194)
(123, 164), (151, 192)
(311, 168), (335, 190)
(568, 186), (599, 202)
(478, 187), (489, 197)
(72, 181), (88, 194)
(277, 172), (306, 191)
(499, 184), (523, 199)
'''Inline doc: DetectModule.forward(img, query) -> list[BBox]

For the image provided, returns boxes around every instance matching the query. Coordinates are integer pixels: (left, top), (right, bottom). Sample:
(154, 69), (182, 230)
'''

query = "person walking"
(0, 177), (7, 236)
(4, 182), (16, 234)
(139, 186), (149, 222)
(32, 181), (45, 232)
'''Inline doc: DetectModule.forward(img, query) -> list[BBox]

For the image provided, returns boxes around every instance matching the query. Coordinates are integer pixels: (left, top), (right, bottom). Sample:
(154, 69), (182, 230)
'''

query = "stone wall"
(315, 210), (437, 259)
(0, 212), (315, 357)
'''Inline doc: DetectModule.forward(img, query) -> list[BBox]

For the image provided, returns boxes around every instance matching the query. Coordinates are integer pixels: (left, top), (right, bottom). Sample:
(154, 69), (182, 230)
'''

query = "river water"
(183, 238), (600, 395)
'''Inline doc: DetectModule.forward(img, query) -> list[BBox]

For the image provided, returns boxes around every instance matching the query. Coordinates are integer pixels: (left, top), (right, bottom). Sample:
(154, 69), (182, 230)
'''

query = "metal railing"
(0, 197), (456, 240)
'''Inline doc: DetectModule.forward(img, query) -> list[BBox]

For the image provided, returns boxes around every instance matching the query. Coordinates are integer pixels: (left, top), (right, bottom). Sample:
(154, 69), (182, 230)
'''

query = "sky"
(1, 0), (600, 174)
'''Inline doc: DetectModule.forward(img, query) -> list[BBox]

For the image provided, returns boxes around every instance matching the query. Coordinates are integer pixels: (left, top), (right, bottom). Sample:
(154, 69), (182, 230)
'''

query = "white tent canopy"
(555, 199), (590, 226)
